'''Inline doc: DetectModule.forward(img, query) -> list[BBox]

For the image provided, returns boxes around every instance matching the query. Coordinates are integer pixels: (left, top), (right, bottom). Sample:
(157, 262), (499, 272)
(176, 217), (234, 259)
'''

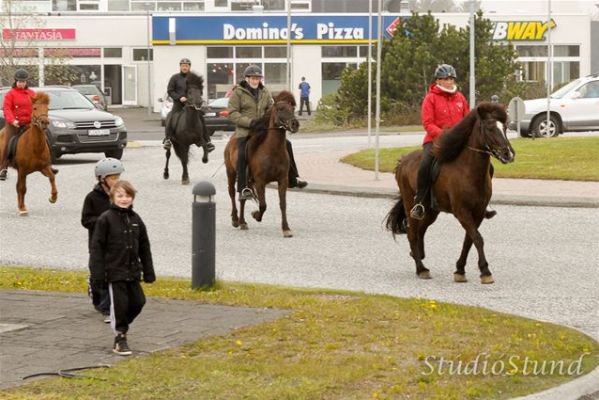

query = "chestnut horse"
(0, 92), (56, 215)
(386, 102), (515, 284)
(163, 72), (210, 185)
(224, 91), (300, 237)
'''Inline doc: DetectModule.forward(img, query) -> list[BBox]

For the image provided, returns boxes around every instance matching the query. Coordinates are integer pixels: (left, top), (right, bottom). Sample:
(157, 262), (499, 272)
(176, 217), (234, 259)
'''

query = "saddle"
(166, 109), (210, 148)
(429, 158), (442, 211)
(6, 125), (29, 162)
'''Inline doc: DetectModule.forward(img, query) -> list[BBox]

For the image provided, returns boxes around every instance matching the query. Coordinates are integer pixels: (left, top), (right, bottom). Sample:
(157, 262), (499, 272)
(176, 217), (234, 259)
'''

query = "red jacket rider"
(3, 86), (36, 127)
(421, 83), (469, 145)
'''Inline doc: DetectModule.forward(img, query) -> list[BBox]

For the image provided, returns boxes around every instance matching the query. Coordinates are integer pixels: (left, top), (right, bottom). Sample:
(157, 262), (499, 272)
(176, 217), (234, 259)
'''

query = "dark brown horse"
(386, 102), (515, 284)
(224, 91), (300, 237)
(163, 72), (210, 185)
(0, 92), (56, 215)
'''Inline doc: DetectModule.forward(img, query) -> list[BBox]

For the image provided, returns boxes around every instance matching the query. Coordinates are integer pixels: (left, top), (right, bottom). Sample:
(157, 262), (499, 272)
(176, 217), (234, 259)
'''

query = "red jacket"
(421, 84), (469, 145)
(3, 87), (36, 126)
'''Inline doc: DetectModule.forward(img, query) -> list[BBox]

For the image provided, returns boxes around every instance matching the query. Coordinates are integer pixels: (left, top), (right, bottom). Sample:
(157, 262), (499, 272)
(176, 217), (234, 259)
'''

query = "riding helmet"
(14, 69), (29, 81)
(95, 158), (125, 179)
(179, 58), (192, 65)
(243, 65), (263, 78)
(434, 64), (457, 80)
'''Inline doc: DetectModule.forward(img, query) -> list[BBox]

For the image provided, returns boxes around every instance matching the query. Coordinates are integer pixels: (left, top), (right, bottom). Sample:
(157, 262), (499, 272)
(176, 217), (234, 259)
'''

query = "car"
(72, 84), (108, 111)
(202, 97), (235, 136)
(0, 86), (127, 160)
(158, 92), (172, 126)
(510, 73), (599, 137)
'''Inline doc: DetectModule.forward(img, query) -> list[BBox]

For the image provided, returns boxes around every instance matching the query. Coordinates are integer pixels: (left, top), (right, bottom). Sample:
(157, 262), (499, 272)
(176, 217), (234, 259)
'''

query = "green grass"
(1, 266), (598, 400)
(341, 136), (599, 181)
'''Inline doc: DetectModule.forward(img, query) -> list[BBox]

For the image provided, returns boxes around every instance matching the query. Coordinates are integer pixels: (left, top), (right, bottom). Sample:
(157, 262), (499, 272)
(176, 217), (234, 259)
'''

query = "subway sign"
(152, 14), (403, 45)
(492, 19), (557, 41)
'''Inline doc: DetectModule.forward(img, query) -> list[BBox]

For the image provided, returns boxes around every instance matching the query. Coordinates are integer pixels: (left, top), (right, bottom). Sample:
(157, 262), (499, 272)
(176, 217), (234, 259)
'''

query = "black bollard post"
(191, 181), (216, 289)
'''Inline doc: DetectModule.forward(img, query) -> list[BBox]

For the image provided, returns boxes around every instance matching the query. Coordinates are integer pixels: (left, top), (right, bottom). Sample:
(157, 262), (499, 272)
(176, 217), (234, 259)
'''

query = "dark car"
(202, 97), (235, 136)
(72, 84), (108, 111)
(0, 86), (127, 160)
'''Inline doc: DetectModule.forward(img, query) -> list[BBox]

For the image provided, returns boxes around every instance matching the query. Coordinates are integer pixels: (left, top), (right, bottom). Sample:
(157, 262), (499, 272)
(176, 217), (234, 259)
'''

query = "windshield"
(48, 90), (94, 110)
(208, 97), (229, 107)
(551, 78), (582, 99)
(74, 86), (100, 96)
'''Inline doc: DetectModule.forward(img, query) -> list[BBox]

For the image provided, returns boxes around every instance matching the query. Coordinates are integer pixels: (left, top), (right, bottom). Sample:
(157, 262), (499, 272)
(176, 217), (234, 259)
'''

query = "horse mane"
(32, 92), (50, 105)
(249, 91), (296, 147)
(434, 102), (506, 163)
(186, 72), (204, 93)
(274, 90), (296, 107)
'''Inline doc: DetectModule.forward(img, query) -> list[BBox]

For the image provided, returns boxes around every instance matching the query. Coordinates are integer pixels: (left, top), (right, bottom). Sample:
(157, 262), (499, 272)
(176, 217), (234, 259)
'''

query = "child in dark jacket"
(81, 158), (124, 320)
(90, 180), (155, 356)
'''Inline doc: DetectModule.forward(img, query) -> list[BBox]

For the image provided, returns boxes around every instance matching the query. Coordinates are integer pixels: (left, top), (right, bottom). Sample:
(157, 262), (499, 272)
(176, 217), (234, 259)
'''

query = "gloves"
(249, 118), (264, 131)
(143, 274), (156, 284)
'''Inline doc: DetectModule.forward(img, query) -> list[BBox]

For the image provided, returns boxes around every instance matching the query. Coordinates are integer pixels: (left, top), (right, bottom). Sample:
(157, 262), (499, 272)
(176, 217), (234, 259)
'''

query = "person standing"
(298, 77), (311, 116)
(90, 180), (155, 356)
(81, 158), (125, 322)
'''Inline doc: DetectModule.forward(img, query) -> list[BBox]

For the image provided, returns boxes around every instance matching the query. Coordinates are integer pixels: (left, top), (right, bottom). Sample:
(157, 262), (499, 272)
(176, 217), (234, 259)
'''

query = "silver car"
(511, 74), (599, 137)
(158, 92), (173, 127)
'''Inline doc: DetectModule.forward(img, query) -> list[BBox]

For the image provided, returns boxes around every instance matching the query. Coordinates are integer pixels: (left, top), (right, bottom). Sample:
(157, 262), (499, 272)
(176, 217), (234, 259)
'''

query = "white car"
(511, 74), (599, 137)
(158, 92), (173, 126)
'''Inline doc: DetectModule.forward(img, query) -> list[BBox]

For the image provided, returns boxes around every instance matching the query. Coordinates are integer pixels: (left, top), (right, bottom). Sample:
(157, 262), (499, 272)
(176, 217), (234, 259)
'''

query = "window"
(322, 46), (357, 58)
(215, 0), (228, 6)
(44, 65), (101, 86)
(157, 2), (182, 11)
(103, 48), (122, 58)
(207, 47), (233, 58)
(236, 47), (261, 58)
(263, 0), (284, 10)
(554, 45), (579, 57)
(53, 0), (76, 11)
(133, 49), (153, 61)
(184, 2), (204, 10)
(264, 46), (287, 58)
(552, 61), (579, 88)
(322, 63), (356, 96)
(520, 61), (545, 82)
(516, 46), (548, 57)
(231, 1), (255, 11)
(207, 63), (234, 99)
(131, 2), (155, 10)
(264, 63), (287, 94)
(107, 0), (129, 11)
(79, 1), (99, 10)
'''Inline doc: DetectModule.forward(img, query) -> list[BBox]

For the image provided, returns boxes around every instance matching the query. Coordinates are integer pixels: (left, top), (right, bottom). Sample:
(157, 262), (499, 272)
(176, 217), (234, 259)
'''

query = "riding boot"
(410, 143), (434, 220)
(0, 124), (16, 181)
(197, 114), (215, 152)
(163, 111), (176, 150)
(236, 137), (252, 200)
(286, 140), (307, 189)
(485, 163), (497, 219)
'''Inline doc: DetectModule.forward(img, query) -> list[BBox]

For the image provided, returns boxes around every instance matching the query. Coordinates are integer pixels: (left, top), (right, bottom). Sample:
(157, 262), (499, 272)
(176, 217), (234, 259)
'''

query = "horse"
(385, 102), (515, 284)
(224, 91), (300, 238)
(0, 92), (56, 215)
(163, 72), (210, 185)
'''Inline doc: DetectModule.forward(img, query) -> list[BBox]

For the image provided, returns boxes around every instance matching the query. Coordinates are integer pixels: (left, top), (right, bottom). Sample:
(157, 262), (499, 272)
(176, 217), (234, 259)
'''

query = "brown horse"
(385, 102), (515, 284)
(0, 92), (56, 215)
(224, 91), (300, 237)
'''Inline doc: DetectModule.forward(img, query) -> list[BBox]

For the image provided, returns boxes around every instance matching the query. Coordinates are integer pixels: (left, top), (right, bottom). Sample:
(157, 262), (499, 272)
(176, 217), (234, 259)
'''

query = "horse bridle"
(466, 118), (501, 156)
(274, 101), (296, 132)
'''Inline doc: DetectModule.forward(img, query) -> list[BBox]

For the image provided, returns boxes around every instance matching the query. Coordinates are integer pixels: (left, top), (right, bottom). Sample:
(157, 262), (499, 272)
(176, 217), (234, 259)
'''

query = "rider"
(163, 58), (214, 152)
(0, 69), (58, 181)
(410, 64), (496, 221)
(228, 65), (307, 201)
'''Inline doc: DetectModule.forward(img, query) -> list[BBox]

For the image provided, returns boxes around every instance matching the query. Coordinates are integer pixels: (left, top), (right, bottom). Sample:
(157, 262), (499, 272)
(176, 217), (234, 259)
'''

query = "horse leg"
(41, 167), (58, 204)
(251, 184), (267, 223)
(176, 144), (190, 185)
(456, 213), (493, 284)
(407, 220), (430, 279)
(239, 198), (248, 230)
(454, 233), (472, 283)
(163, 148), (171, 180)
(227, 169), (240, 228)
(16, 171), (28, 216)
(278, 182), (292, 238)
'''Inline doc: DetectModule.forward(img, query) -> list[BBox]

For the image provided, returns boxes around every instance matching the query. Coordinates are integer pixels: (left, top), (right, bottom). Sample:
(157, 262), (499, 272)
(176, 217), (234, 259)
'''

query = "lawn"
(341, 136), (599, 181)
(1, 266), (598, 400)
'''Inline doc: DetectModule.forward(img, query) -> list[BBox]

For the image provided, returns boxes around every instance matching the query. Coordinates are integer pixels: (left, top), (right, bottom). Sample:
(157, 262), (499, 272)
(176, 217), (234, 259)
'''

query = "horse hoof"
(232, 221), (239, 228)
(49, 196), (57, 204)
(480, 275), (495, 284)
(240, 223), (248, 230)
(454, 273), (468, 283)
(19, 210), (28, 216)
(202, 157), (208, 164)
(418, 271), (432, 279)
(181, 179), (190, 185)
(251, 211), (262, 222)
(163, 173), (169, 180)
(283, 230), (293, 238)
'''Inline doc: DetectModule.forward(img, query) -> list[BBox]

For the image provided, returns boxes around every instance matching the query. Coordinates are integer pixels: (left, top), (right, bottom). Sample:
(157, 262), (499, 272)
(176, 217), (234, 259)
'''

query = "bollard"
(491, 95), (499, 104)
(191, 181), (216, 288)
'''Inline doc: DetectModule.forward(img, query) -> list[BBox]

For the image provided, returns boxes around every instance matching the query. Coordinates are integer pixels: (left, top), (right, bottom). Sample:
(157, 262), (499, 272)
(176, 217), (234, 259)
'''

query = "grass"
(341, 136), (599, 181)
(1, 266), (598, 400)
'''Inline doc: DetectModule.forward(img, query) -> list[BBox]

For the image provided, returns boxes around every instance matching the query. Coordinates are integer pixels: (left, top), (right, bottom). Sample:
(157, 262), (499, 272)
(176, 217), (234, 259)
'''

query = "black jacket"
(167, 72), (188, 106)
(90, 204), (155, 283)
(81, 184), (110, 248)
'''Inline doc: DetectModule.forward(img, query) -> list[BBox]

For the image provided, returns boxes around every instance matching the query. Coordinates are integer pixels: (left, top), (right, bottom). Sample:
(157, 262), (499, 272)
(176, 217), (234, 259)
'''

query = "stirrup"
(0, 169), (7, 181)
(163, 138), (172, 150)
(410, 203), (426, 220)
(240, 187), (253, 200)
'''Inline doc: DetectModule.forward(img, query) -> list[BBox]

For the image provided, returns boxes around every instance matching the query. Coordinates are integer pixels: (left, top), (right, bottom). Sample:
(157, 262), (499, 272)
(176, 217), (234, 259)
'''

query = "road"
(1, 137), (597, 343)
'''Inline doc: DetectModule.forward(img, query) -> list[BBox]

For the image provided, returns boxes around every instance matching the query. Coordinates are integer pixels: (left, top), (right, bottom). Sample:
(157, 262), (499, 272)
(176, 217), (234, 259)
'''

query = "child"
(81, 158), (124, 322)
(90, 180), (155, 356)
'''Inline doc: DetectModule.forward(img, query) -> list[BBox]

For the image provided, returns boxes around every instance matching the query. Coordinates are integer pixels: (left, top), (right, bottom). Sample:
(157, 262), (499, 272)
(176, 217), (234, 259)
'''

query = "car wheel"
(530, 114), (560, 138)
(105, 149), (123, 159)
(51, 152), (61, 163)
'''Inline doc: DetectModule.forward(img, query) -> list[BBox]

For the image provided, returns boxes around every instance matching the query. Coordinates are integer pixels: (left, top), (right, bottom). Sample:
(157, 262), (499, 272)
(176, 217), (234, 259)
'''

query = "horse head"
(476, 102), (515, 164)
(185, 72), (204, 110)
(271, 91), (299, 133)
(31, 92), (50, 129)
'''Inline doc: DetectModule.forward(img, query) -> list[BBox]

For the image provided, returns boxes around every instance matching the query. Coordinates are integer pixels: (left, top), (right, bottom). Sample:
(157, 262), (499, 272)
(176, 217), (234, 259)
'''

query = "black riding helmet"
(435, 64), (457, 80)
(243, 65), (263, 78)
(179, 58), (191, 65)
(14, 69), (29, 81)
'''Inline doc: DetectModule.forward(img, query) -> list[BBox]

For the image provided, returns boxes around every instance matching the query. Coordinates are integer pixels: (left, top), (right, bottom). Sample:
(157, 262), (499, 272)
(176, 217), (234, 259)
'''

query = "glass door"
(122, 65), (137, 105)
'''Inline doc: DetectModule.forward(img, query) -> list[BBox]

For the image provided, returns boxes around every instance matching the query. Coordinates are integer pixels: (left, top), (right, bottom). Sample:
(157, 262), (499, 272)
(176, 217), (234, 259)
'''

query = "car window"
(208, 97), (229, 107)
(47, 90), (95, 110)
(579, 81), (599, 99)
(551, 78), (582, 99)
(74, 86), (101, 96)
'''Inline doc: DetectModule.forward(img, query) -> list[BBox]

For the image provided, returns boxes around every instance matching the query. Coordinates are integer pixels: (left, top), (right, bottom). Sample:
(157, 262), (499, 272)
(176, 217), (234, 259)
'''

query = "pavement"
(1, 107), (598, 398)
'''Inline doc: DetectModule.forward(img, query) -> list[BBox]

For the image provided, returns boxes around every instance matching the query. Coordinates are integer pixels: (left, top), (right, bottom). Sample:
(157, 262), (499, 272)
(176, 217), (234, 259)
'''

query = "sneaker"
(113, 334), (132, 356)
(51, 167), (59, 175)
(295, 179), (308, 189)
(162, 138), (172, 151)
(484, 209), (497, 219)
(103, 315), (111, 324)
(206, 142), (215, 152)
(240, 187), (253, 201)
(409, 203), (426, 220)
(0, 169), (7, 181)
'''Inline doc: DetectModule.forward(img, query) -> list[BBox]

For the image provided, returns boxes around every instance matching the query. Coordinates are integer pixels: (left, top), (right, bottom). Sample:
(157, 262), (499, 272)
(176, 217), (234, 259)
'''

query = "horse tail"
(385, 195), (408, 238)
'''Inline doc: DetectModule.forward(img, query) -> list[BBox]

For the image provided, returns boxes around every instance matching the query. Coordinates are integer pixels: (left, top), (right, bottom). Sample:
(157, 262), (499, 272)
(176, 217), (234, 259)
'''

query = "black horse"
(163, 72), (211, 185)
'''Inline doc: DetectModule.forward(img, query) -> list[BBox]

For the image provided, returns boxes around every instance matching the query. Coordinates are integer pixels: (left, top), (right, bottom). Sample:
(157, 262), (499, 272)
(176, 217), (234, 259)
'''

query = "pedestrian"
(0, 69), (58, 181)
(81, 158), (125, 322)
(298, 77), (311, 116)
(90, 180), (155, 356)
(163, 58), (214, 152)
(410, 64), (496, 221)
(228, 65), (307, 200)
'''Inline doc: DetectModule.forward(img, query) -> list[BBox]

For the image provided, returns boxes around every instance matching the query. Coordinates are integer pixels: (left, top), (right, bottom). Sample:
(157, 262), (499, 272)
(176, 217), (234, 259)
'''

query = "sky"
(467, 0), (599, 15)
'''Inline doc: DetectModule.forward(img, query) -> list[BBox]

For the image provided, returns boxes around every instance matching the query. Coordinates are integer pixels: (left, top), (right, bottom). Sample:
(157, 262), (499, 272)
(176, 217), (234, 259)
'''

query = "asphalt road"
(1, 140), (597, 344)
